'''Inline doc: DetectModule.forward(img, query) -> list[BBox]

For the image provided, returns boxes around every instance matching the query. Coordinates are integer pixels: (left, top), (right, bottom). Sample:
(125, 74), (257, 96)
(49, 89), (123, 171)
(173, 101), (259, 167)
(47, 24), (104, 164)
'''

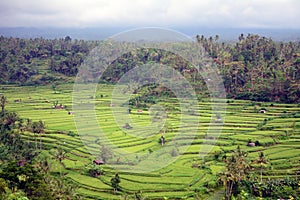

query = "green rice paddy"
(1, 83), (300, 199)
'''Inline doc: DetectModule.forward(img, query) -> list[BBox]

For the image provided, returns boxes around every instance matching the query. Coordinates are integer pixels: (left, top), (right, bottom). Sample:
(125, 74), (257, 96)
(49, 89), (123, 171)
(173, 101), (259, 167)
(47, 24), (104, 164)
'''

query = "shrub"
(241, 178), (299, 199)
(207, 180), (218, 189)
(255, 140), (261, 146)
(67, 131), (76, 137)
(170, 148), (179, 157)
(195, 187), (209, 195)
(213, 151), (221, 160)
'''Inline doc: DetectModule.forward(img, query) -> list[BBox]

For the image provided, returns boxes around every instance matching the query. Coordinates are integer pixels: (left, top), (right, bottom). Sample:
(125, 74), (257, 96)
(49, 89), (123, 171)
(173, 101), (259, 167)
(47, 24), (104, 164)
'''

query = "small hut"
(260, 109), (266, 113)
(247, 142), (256, 147)
(123, 123), (132, 129)
(93, 159), (105, 165)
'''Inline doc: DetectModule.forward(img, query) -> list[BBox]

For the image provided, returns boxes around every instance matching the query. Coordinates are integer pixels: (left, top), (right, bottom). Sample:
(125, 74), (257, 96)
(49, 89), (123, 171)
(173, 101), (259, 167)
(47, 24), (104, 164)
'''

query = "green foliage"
(242, 178), (299, 199)
(0, 161), (54, 200)
(86, 163), (104, 177)
(218, 146), (250, 199)
(0, 95), (7, 113)
(1, 84), (300, 199)
(111, 173), (121, 193)
(1, 34), (300, 102)
(100, 145), (113, 163)
(0, 114), (36, 161)
(0, 106), (82, 200)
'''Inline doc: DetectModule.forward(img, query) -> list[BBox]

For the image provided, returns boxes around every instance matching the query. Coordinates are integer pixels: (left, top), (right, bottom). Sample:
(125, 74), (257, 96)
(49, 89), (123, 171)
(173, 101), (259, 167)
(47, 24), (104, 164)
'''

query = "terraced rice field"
(2, 84), (300, 199)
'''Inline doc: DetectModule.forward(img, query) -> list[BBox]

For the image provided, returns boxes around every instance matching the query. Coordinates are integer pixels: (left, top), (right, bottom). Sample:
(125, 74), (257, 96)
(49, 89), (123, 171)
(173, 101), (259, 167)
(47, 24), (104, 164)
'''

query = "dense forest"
(0, 35), (299, 103)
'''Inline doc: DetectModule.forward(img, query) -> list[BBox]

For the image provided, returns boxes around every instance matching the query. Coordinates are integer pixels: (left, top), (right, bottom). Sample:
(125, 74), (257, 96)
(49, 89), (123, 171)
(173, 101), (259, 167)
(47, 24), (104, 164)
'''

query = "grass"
(1, 83), (300, 199)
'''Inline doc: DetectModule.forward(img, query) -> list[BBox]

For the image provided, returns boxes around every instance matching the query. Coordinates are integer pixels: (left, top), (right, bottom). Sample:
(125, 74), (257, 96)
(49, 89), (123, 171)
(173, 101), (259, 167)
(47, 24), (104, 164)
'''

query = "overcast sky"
(0, 0), (299, 29)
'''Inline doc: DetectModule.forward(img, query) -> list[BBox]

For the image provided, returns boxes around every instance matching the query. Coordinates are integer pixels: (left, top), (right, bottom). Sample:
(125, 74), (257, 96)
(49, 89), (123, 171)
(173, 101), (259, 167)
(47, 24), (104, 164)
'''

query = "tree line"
(197, 34), (300, 103)
(0, 34), (299, 103)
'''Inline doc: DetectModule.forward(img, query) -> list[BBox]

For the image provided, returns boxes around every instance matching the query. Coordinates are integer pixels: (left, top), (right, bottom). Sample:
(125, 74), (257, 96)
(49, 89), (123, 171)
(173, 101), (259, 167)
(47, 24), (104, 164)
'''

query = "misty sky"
(0, 0), (299, 29)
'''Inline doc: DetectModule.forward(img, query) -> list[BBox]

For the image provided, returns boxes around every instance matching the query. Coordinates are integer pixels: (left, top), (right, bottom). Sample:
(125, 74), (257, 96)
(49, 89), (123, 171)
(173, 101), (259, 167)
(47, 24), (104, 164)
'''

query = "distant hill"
(0, 27), (126, 40)
(0, 27), (299, 41)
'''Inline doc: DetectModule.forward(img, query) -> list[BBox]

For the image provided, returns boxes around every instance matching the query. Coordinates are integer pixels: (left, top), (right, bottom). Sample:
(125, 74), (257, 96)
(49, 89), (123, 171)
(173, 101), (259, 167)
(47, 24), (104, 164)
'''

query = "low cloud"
(0, 0), (299, 28)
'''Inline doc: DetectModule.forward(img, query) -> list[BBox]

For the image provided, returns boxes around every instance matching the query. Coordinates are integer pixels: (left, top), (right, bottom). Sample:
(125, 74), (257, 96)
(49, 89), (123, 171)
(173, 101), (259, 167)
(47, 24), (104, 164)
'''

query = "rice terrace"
(1, 81), (300, 199)
(0, 28), (300, 200)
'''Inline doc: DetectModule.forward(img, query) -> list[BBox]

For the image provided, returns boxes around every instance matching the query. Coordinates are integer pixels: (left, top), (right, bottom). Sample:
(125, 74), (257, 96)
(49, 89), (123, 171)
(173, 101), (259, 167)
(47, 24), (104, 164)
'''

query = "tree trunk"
(40, 136), (42, 150)
(35, 133), (37, 149)
(260, 166), (263, 183)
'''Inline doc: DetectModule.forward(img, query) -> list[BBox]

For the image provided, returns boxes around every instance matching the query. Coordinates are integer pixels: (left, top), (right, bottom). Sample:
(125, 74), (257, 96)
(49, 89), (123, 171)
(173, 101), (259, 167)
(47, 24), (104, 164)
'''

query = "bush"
(195, 187), (209, 195)
(67, 131), (76, 137)
(170, 148), (179, 157)
(242, 178), (299, 199)
(255, 140), (261, 146)
(213, 151), (221, 160)
(207, 180), (218, 189)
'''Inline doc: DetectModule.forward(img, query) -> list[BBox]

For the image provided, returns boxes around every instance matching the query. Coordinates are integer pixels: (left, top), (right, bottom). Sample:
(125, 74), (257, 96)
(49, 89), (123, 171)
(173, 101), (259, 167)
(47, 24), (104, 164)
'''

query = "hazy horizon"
(0, 0), (299, 41)
(0, 26), (299, 42)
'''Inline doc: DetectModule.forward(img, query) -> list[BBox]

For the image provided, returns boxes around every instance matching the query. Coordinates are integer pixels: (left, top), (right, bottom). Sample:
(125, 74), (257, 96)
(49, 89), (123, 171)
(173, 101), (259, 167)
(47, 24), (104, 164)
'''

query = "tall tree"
(111, 173), (120, 194)
(0, 96), (7, 113)
(52, 146), (67, 199)
(253, 152), (268, 183)
(2, 112), (18, 130)
(219, 146), (250, 200)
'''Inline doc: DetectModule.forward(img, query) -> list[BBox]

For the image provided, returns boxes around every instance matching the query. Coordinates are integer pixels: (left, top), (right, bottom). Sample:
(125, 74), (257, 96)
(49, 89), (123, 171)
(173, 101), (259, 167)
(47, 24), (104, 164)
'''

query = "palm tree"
(3, 112), (18, 130)
(53, 146), (66, 179)
(238, 33), (244, 42)
(196, 35), (201, 43)
(208, 36), (213, 55)
(52, 146), (68, 199)
(253, 152), (268, 183)
(215, 34), (219, 42)
(219, 146), (250, 200)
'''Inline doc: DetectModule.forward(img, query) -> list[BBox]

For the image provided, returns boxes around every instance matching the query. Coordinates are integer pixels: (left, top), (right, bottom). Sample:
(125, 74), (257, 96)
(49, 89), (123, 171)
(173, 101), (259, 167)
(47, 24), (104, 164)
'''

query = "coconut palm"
(254, 152), (268, 183)
(219, 146), (250, 200)
(2, 112), (18, 130)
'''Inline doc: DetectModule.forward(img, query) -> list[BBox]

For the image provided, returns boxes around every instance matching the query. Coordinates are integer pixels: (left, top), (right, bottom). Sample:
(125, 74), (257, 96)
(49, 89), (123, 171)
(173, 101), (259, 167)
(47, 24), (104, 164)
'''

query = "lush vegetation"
(0, 35), (299, 103)
(0, 34), (299, 199)
(0, 84), (299, 199)
(0, 96), (82, 199)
